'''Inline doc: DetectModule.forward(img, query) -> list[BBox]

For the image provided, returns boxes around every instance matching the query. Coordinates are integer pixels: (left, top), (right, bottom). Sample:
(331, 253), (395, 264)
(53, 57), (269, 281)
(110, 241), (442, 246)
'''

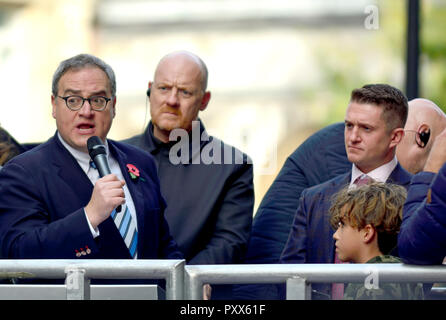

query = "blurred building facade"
(0, 0), (429, 211)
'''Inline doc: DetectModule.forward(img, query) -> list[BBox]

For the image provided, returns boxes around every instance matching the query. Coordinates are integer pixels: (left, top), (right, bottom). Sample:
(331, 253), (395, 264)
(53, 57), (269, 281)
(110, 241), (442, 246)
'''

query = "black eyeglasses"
(57, 95), (111, 111)
(405, 129), (431, 148)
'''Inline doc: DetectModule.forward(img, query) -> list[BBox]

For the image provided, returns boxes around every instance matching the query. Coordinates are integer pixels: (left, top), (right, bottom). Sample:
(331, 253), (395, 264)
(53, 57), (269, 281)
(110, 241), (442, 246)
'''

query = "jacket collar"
(145, 119), (209, 163)
(387, 162), (413, 187)
(350, 156), (398, 185)
(56, 132), (112, 175)
(52, 132), (146, 256)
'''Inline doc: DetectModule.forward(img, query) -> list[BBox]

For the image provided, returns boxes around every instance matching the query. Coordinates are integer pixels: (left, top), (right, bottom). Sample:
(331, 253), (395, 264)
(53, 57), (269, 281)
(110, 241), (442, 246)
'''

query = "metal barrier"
(0, 259), (185, 300)
(0, 284), (166, 300)
(184, 263), (446, 299)
(1, 261), (446, 300)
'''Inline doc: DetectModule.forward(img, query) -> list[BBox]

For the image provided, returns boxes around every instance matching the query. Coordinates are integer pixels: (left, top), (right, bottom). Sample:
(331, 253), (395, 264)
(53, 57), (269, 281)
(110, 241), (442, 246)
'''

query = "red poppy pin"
(126, 164), (145, 181)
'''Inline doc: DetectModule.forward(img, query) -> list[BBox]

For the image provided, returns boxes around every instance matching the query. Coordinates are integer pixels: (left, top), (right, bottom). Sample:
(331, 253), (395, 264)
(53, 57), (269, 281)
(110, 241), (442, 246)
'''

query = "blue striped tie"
(90, 161), (138, 258)
(111, 206), (138, 258)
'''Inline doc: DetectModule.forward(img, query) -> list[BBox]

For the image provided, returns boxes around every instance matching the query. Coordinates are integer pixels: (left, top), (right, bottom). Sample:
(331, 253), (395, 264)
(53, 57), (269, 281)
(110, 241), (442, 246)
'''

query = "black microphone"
(87, 136), (111, 177)
(87, 136), (121, 212)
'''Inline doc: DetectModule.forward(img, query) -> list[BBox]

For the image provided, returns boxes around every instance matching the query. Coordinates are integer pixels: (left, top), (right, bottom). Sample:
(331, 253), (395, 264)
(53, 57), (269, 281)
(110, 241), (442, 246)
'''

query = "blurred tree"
(420, 0), (446, 112)
(312, 0), (406, 126)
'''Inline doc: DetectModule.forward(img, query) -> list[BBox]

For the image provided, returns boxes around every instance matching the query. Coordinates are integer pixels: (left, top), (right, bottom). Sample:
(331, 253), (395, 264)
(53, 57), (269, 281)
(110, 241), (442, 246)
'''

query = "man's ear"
(417, 123), (431, 148)
(389, 127), (405, 148)
(111, 96), (117, 118)
(199, 91), (211, 111)
(147, 81), (153, 98)
(362, 224), (376, 244)
(51, 95), (57, 119)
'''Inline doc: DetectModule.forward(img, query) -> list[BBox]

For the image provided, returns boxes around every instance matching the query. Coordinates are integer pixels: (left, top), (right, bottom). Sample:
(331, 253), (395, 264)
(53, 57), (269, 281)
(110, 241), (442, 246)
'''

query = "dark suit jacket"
(243, 123), (350, 265)
(279, 162), (412, 298)
(233, 122), (350, 300)
(0, 132), (183, 260)
(398, 168), (442, 265)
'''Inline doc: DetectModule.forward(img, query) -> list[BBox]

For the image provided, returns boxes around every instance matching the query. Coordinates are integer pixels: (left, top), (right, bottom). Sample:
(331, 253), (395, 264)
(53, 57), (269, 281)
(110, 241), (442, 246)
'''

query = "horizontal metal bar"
(2, 261), (446, 300)
(185, 263), (446, 284)
(0, 259), (184, 279)
(184, 263), (446, 299)
(0, 284), (164, 300)
(0, 259), (185, 300)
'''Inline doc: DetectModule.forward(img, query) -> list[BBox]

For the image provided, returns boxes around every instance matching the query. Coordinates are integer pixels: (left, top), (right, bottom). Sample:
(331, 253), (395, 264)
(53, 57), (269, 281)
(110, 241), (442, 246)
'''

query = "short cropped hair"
(52, 53), (116, 97)
(350, 84), (408, 131)
(329, 182), (407, 254)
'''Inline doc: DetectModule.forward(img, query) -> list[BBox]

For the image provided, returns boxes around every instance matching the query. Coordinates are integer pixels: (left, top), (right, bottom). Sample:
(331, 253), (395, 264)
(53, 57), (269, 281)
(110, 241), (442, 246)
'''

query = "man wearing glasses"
(0, 54), (183, 261)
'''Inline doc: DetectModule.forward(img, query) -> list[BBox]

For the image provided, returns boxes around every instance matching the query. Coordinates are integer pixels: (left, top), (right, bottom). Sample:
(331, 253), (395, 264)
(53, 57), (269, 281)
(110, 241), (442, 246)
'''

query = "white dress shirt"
(57, 133), (138, 238)
(349, 156), (398, 187)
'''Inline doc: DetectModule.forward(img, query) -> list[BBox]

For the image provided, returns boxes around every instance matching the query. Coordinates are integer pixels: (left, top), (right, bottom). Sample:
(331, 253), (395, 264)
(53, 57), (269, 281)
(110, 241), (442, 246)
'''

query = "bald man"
(396, 98), (446, 174)
(123, 51), (254, 268)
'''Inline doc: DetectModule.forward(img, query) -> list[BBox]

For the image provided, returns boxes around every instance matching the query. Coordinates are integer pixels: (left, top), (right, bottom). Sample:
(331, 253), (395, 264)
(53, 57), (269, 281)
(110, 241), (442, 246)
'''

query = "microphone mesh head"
(87, 136), (106, 159)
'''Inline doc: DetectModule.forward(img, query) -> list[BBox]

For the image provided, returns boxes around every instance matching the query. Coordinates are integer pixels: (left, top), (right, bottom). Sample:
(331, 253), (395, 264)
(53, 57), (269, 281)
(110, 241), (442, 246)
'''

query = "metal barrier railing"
(1, 261), (446, 300)
(184, 263), (446, 299)
(0, 259), (185, 300)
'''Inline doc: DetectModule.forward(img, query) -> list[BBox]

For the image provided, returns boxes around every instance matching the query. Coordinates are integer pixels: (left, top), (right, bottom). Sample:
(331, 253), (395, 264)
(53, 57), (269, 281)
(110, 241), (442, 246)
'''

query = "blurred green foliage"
(308, 0), (446, 127)
(421, 0), (446, 112)
(314, 0), (407, 126)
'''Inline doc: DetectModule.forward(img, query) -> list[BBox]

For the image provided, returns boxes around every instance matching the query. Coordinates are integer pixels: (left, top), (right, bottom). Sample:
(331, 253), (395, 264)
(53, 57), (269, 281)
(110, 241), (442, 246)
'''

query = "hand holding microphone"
(85, 136), (125, 228)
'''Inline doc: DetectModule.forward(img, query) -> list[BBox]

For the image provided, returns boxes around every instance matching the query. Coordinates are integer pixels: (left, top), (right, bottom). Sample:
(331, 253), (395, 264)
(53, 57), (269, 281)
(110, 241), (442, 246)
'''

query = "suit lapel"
(335, 171), (352, 188)
(51, 134), (93, 207)
(51, 134), (133, 258)
(386, 163), (412, 188)
(327, 171), (351, 262)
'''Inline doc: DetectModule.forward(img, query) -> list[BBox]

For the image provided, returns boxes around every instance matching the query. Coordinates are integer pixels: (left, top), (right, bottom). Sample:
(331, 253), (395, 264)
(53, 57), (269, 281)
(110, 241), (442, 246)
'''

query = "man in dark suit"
(0, 54), (182, 261)
(280, 84), (412, 299)
(234, 98), (445, 300)
(398, 127), (446, 265)
(233, 122), (351, 300)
